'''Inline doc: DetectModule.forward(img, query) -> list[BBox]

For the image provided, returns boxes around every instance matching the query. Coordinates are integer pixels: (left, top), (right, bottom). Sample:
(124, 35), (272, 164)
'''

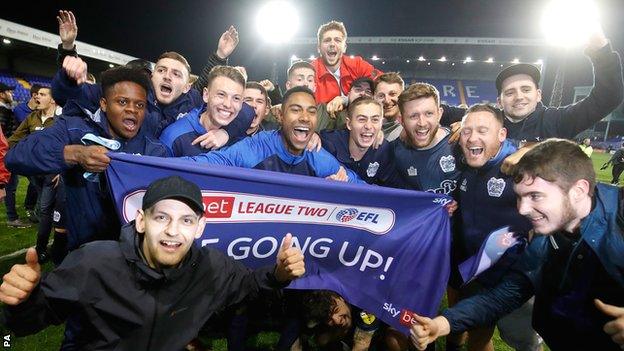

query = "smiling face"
(460, 111), (507, 168)
(348, 81), (373, 104)
(151, 57), (191, 105)
(278, 92), (318, 155)
(100, 81), (147, 139)
(347, 102), (382, 149)
(399, 96), (443, 148)
(374, 81), (402, 121)
(514, 176), (578, 235)
(203, 76), (244, 129)
(136, 199), (205, 270)
(318, 29), (346, 71)
(497, 74), (542, 121)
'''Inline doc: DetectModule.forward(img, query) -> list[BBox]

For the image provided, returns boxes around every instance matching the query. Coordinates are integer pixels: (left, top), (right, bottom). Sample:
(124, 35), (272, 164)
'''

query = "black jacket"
(2, 223), (286, 350)
(441, 43), (624, 142)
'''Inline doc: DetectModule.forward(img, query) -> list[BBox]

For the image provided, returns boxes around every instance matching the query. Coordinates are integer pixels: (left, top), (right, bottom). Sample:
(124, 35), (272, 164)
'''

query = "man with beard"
(183, 86), (363, 183)
(410, 139), (624, 351)
(391, 83), (461, 196)
(451, 104), (541, 351)
(312, 21), (381, 104)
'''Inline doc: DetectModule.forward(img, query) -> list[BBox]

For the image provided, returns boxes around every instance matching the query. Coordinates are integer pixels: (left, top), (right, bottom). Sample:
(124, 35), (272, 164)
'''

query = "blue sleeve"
(5, 117), (73, 176)
(309, 148), (365, 184)
(442, 269), (534, 333)
(223, 103), (255, 144)
(52, 69), (102, 112)
(181, 134), (269, 168)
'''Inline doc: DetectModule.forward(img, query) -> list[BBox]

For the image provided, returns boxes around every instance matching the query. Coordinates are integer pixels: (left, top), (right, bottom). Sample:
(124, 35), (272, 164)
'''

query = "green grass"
(1, 151), (614, 350)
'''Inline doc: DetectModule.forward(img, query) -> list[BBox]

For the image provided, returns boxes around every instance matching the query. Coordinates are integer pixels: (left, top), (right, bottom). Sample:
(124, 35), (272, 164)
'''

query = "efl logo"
(399, 309), (417, 326)
(203, 196), (235, 218)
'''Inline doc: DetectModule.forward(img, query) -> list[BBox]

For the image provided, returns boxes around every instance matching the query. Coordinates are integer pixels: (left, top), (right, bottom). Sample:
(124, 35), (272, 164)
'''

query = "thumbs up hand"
(595, 299), (624, 346)
(274, 233), (305, 282)
(0, 248), (41, 305)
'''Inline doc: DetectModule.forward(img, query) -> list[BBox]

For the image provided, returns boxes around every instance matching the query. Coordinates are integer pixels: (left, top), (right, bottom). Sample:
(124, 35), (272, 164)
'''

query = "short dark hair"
(206, 66), (246, 90)
(282, 86), (315, 106)
(100, 67), (151, 98)
(398, 82), (440, 115)
(302, 290), (345, 326)
(30, 84), (42, 96)
(287, 60), (315, 79)
(463, 103), (504, 127)
(511, 138), (596, 197)
(245, 81), (269, 104)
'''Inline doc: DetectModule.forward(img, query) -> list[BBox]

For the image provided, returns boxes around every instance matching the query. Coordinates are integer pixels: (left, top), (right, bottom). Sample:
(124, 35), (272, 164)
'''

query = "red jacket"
(312, 55), (382, 103)
(0, 125), (10, 185)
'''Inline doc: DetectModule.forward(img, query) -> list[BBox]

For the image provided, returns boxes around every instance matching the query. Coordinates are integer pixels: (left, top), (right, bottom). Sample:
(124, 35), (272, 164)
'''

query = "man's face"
(399, 97), (442, 148)
(100, 81), (147, 140)
(278, 92), (318, 155)
(497, 74), (542, 121)
(0, 90), (13, 104)
(35, 88), (54, 111)
(347, 102), (382, 149)
(347, 82), (373, 104)
(374, 82), (402, 120)
(583, 138), (591, 146)
(244, 88), (268, 129)
(203, 76), (244, 128)
(460, 111), (506, 168)
(515, 176), (577, 235)
(136, 199), (205, 270)
(285, 67), (316, 93)
(328, 297), (352, 329)
(318, 29), (346, 69)
(151, 57), (191, 105)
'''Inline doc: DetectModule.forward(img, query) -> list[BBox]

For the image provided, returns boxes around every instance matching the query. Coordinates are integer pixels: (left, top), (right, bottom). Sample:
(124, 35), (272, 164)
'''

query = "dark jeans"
(31, 175), (60, 252)
(612, 164), (624, 184)
(4, 173), (19, 221)
(24, 181), (38, 211)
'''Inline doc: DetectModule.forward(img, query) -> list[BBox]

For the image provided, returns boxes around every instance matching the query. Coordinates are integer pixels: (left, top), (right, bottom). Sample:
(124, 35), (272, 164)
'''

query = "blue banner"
(106, 153), (451, 333)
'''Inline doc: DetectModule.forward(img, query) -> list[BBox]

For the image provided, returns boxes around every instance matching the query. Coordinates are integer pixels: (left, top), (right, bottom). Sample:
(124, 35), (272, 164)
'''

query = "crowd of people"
(0, 9), (623, 351)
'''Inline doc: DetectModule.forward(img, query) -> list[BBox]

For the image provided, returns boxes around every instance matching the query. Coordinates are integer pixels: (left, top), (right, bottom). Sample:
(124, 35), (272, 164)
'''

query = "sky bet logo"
(335, 208), (381, 224)
(202, 196), (235, 218)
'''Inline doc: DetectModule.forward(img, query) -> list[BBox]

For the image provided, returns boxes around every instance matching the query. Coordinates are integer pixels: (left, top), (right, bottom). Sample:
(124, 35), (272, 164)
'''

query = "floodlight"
(256, 1), (299, 44)
(511, 58), (520, 64)
(371, 55), (379, 61)
(350, 55), (355, 59)
(464, 56), (472, 63)
(418, 56), (425, 61)
(541, 0), (600, 47)
(535, 59), (544, 65)
(427, 62), (431, 66)
(290, 54), (299, 60)
(109, 64), (114, 68)
(406, 59), (410, 63)
(309, 55), (315, 60)
(439, 56), (447, 62)
(2, 38), (11, 45)
(486, 57), (494, 63)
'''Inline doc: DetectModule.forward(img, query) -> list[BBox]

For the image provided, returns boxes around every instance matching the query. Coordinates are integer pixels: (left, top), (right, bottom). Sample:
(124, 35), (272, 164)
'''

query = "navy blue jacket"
(444, 183), (624, 350)
(320, 129), (400, 186)
(457, 139), (531, 286)
(183, 130), (364, 184)
(391, 129), (462, 195)
(440, 43), (623, 142)
(5, 102), (168, 249)
(159, 103), (256, 156)
(51, 69), (253, 139)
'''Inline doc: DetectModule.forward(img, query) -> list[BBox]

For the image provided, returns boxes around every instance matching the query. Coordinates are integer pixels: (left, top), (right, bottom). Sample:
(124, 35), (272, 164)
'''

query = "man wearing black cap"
(0, 82), (15, 138)
(443, 27), (623, 143)
(0, 175), (306, 350)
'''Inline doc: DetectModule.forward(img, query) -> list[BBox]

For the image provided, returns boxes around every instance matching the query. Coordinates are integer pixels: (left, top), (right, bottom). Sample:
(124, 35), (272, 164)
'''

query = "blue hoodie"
(5, 101), (168, 249)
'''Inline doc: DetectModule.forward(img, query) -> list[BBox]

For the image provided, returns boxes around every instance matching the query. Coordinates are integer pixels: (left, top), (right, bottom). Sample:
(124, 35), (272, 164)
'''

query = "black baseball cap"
(142, 176), (204, 214)
(495, 64), (541, 95)
(0, 82), (15, 92)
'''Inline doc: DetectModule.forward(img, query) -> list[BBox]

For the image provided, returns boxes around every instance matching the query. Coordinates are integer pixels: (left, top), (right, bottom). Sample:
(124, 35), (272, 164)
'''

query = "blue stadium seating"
(0, 70), (52, 104)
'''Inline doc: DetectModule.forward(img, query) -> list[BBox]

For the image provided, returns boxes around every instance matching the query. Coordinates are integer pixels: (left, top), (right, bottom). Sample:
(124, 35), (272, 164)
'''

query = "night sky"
(2, 0), (623, 81)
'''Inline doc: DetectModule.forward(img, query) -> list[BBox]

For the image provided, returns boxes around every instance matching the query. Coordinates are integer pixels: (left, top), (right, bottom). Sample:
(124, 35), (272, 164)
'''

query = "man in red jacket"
(312, 21), (382, 103)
